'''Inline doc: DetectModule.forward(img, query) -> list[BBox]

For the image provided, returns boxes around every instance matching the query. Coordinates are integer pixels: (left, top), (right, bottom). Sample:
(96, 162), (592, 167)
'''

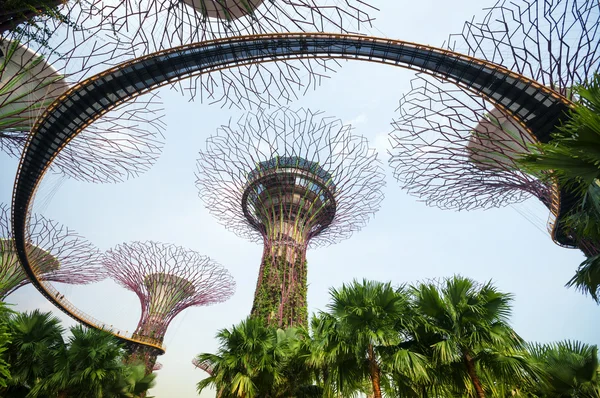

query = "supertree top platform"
(102, 241), (235, 372)
(0, 203), (104, 299)
(192, 356), (214, 375)
(197, 107), (385, 327)
(197, 108), (384, 248)
(242, 155), (337, 249)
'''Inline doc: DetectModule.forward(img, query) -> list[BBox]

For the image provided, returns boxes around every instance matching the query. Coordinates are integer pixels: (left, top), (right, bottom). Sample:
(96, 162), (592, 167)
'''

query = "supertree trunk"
(252, 245), (308, 328)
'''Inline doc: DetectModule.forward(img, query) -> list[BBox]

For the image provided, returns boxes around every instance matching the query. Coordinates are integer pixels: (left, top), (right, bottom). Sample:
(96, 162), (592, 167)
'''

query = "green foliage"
(252, 254), (308, 328)
(197, 276), (598, 397)
(567, 254), (600, 302)
(327, 279), (429, 397)
(196, 317), (315, 398)
(410, 275), (534, 397)
(0, 298), (13, 389)
(4, 309), (65, 391)
(1, 310), (153, 397)
(525, 340), (600, 397)
(520, 74), (600, 301)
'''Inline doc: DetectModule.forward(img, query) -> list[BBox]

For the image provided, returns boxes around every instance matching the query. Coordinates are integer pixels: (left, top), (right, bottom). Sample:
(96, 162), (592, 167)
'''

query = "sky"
(1, 1), (599, 397)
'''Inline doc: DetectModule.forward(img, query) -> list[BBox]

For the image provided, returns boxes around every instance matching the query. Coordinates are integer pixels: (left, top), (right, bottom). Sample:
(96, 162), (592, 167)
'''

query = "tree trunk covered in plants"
(125, 344), (158, 376)
(368, 344), (382, 398)
(463, 349), (485, 398)
(251, 246), (308, 328)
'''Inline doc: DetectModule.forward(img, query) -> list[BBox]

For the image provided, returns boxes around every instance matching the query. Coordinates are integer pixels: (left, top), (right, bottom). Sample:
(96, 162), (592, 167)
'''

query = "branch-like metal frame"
(446, 0), (599, 99)
(0, 203), (104, 298)
(103, 241), (235, 369)
(1, 5), (167, 183)
(390, 0), (599, 250)
(389, 74), (552, 211)
(11, 33), (574, 350)
(91, 0), (378, 108)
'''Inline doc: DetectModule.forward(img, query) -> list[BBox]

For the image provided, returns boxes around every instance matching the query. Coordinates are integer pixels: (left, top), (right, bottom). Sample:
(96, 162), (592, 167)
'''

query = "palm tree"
(196, 317), (307, 398)
(298, 313), (367, 397)
(106, 362), (157, 398)
(30, 325), (130, 397)
(327, 279), (428, 398)
(525, 340), (600, 398)
(521, 73), (600, 301)
(410, 276), (531, 398)
(4, 310), (65, 393)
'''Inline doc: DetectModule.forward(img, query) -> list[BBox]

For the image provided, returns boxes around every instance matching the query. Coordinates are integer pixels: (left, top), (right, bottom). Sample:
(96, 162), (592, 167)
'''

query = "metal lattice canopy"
(196, 107), (386, 249)
(389, 74), (551, 211)
(93, 0), (378, 108)
(102, 241), (235, 342)
(446, 0), (600, 99)
(0, 4), (166, 183)
(390, 0), (600, 212)
(0, 203), (104, 298)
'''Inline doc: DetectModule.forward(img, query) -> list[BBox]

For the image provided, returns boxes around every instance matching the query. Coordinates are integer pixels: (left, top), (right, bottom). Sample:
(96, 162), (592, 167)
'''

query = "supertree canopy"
(93, 0), (377, 108)
(389, 74), (551, 211)
(389, 0), (599, 255)
(446, 0), (599, 98)
(102, 241), (235, 372)
(0, 4), (166, 183)
(196, 107), (385, 328)
(0, 203), (104, 299)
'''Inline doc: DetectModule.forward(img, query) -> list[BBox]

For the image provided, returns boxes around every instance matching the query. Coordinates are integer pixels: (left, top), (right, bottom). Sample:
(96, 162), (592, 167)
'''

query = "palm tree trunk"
(367, 344), (382, 398)
(462, 350), (485, 398)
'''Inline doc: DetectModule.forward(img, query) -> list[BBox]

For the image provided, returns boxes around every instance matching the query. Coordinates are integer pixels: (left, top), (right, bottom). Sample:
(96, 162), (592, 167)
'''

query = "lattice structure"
(446, 0), (599, 98)
(0, 4), (166, 183)
(389, 74), (551, 211)
(0, 203), (103, 299)
(196, 107), (385, 328)
(103, 241), (235, 373)
(95, 0), (377, 108)
(390, 0), (599, 254)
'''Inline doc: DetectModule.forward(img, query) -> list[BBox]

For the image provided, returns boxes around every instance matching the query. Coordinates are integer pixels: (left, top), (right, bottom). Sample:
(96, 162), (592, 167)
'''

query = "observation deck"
(242, 156), (337, 243)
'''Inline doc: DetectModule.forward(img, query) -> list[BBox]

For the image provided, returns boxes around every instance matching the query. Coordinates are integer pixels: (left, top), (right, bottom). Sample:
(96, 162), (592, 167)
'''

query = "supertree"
(196, 107), (385, 328)
(0, 203), (104, 299)
(388, 0), (600, 255)
(92, 0), (378, 108)
(102, 241), (235, 373)
(0, 2), (166, 183)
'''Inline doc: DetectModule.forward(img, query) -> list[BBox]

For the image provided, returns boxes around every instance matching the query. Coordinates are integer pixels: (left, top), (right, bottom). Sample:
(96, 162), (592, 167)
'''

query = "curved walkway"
(11, 33), (574, 352)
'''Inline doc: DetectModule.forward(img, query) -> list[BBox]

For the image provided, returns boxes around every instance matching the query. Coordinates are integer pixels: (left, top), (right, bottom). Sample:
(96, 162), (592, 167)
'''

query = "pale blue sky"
(1, 1), (599, 397)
